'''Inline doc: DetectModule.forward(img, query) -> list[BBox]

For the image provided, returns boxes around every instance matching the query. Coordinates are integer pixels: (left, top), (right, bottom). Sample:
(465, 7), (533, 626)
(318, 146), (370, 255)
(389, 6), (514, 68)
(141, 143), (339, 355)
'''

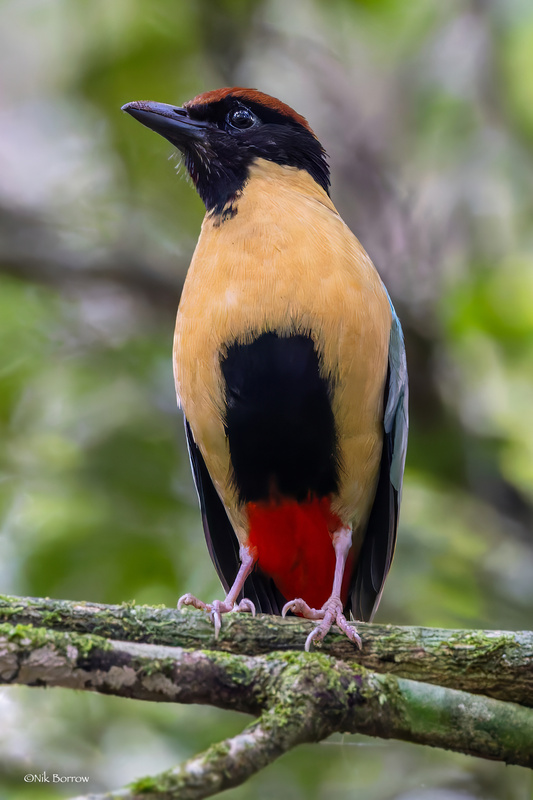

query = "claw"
(283, 594), (362, 650)
(281, 599), (296, 618)
(235, 598), (256, 616)
(177, 592), (256, 637)
(282, 525), (363, 650)
(210, 604), (223, 639)
(304, 626), (323, 652)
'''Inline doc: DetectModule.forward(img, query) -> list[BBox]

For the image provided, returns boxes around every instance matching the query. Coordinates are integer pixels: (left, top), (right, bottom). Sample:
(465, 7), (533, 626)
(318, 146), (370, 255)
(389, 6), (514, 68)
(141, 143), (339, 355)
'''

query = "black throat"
(184, 143), (250, 216)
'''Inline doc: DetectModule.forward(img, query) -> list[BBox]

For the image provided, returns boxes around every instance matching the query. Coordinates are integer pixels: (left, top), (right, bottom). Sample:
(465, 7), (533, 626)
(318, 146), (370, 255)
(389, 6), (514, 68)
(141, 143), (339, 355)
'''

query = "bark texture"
(0, 594), (531, 800)
(1, 594), (531, 705)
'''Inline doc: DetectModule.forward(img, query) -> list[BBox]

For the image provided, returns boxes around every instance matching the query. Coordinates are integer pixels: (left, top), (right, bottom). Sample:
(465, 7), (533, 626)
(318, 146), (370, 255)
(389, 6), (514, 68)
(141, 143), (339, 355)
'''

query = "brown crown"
(184, 87), (315, 136)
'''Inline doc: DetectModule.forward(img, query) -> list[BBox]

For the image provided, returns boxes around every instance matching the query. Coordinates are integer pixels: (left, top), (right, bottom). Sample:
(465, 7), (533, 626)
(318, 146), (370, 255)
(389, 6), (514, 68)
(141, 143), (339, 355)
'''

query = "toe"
(178, 593), (207, 612)
(282, 598), (323, 620)
(335, 613), (362, 649)
(343, 624), (362, 649)
(236, 598), (256, 616)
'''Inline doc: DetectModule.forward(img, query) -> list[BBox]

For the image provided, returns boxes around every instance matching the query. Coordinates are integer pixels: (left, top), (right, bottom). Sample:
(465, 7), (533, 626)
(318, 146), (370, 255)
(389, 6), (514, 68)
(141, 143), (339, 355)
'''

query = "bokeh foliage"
(1, 0), (532, 797)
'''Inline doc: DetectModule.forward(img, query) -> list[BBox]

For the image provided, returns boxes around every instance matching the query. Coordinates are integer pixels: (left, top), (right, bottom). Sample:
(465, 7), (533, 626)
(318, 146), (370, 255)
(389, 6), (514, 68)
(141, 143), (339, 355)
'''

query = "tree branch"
(1, 594), (531, 707)
(1, 618), (531, 800)
(0, 624), (533, 800)
(2, 595), (532, 799)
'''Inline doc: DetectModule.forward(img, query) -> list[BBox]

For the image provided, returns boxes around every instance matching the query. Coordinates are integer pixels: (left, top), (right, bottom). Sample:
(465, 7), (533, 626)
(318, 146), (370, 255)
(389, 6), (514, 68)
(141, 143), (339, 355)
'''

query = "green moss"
(437, 630), (517, 662)
(1, 622), (50, 645)
(41, 609), (64, 626)
(75, 632), (107, 659)
(205, 740), (231, 760)
(129, 740), (234, 796)
(141, 657), (177, 677)
(0, 604), (24, 619)
(0, 621), (111, 661)
(266, 701), (296, 730)
(129, 774), (162, 794)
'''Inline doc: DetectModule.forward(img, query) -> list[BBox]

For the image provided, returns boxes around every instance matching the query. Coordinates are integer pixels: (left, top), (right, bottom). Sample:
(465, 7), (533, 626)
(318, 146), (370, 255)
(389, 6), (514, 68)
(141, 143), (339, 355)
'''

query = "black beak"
(121, 101), (210, 148)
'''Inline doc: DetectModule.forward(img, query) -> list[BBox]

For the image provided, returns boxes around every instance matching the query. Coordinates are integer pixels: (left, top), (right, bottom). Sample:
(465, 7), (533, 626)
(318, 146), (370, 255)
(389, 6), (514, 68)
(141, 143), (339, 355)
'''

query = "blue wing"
(350, 297), (408, 621)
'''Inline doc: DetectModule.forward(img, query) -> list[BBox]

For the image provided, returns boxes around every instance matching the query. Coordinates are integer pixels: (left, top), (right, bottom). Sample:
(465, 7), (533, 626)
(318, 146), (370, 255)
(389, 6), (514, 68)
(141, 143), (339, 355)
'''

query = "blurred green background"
(1, 0), (532, 798)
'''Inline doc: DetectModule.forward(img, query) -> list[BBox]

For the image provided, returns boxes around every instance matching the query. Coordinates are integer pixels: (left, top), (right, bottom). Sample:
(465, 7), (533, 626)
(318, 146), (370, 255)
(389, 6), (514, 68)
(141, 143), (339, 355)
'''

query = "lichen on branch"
(1, 594), (533, 800)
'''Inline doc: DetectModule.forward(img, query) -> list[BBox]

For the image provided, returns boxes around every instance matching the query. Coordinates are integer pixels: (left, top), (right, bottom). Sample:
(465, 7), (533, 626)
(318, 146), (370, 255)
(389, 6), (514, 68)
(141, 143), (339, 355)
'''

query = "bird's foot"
(282, 596), (362, 652)
(178, 593), (255, 638)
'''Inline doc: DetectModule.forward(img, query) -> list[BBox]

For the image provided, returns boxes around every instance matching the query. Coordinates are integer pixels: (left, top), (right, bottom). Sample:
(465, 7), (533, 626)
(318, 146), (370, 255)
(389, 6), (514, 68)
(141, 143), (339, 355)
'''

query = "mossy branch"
(0, 594), (532, 800)
(1, 593), (531, 707)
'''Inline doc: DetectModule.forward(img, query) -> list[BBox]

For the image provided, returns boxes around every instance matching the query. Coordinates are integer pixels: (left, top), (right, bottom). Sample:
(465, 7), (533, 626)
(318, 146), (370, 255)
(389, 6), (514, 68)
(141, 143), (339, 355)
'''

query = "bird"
(122, 87), (408, 651)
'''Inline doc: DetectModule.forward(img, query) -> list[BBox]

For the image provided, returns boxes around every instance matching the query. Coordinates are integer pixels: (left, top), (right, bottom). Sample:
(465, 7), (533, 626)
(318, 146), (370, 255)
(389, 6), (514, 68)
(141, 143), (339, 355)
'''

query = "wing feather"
(350, 299), (408, 621)
(184, 418), (286, 615)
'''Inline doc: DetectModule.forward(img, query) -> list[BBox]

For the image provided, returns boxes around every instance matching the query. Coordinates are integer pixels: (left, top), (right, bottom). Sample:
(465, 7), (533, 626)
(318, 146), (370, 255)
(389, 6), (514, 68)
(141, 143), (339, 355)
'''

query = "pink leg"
(178, 544), (256, 637)
(282, 526), (362, 652)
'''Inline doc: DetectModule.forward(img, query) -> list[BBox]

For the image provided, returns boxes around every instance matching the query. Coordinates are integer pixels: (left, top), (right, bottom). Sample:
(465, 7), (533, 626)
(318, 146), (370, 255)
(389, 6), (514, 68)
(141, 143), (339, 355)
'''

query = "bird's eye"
(227, 107), (256, 130)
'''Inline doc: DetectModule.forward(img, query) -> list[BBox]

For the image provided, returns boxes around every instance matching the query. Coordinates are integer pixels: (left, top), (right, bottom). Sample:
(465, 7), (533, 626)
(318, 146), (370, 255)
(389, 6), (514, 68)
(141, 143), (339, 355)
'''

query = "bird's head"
(122, 87), (330, 214)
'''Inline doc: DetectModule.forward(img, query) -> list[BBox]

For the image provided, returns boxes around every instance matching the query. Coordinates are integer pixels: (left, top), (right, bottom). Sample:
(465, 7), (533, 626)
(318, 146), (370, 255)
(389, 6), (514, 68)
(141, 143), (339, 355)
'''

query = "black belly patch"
(220, 332), (339, 503)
